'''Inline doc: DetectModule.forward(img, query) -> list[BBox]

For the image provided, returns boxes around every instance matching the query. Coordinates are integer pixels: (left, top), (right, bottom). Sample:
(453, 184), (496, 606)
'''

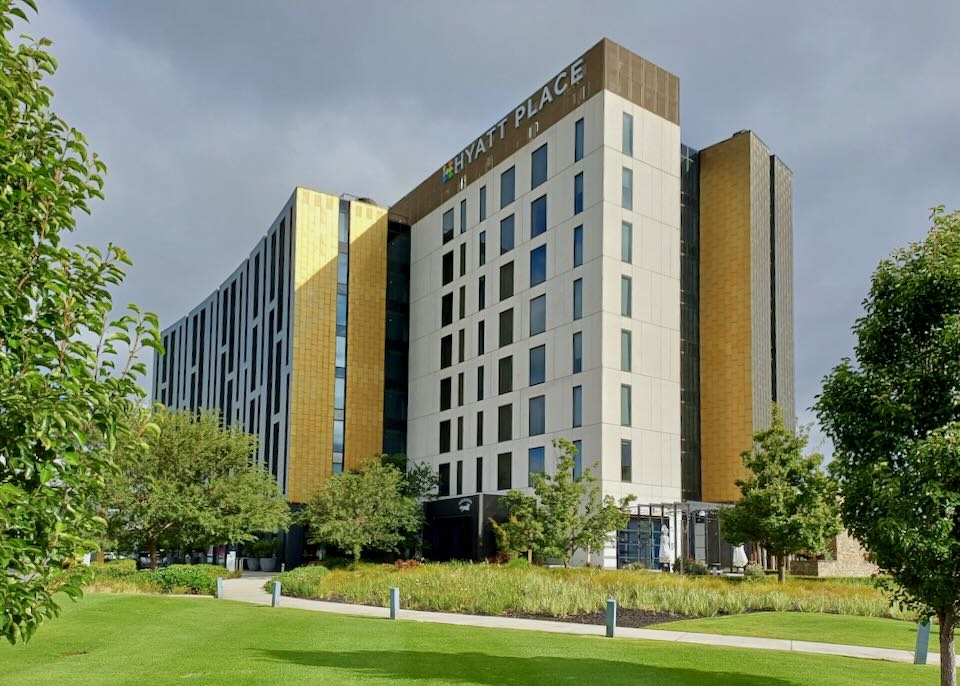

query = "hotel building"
(153, 38), (794, 568)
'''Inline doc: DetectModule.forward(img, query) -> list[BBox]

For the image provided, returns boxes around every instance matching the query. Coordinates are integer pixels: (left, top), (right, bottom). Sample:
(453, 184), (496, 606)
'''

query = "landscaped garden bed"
(88, 560), (239, 595)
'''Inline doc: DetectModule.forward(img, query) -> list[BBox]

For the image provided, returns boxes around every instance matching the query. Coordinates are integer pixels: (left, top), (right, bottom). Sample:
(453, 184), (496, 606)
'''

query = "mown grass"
(270, 563), (908, 620)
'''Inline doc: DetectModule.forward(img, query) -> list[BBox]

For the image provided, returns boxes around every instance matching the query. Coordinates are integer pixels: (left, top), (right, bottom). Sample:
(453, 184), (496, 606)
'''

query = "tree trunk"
(95, 549), (105, 564)
(939, 608), (956, 686)
(149, 542), (158, 570)
(777, 555), (787, 584)
(352, 545), (361, 564)
(526, 549), (532, 564)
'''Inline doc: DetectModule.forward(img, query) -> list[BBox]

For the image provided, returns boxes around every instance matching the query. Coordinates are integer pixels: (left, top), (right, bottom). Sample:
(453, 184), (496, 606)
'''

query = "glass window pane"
(573, 278), (583, 320)
(572, 440), (582, 480)
(500, 166), (515, 208)
(621, 384), (632, 426)
(478, 320), (485, 355)
(336, 293), (348, 327)
(440, 377), (451, 410)
(439, 420), (451, 453)
(442, 208), (454, 244)
(572, 385), (582, 427)
(460, 199), (467, 233)
(573, 225), (583, 267)
(499, 308), (513, 347)
(440, 334), (452, 368)
(531, 195), (547, 238)
(621, 440), (632, 482)
(574, 118), (584, 162)
(574, 173), (583, 215)
(529, 345), (545, 386)
(479, 231), (487, 265)
(498, 355), (513, 394)
(498, 404), (512, 442)
(477, 366), (484, 401)
(530, 245), (546, 286)
(572, 331), (582, 373)
(530, 294), (546, 336)
(531, 144), (548, 189)
(334, 377), (345, 410)
(528, 446), (545, 481)
(499, 261), (514, 301)
(622, 112), (634, 155)
(438, 463), (450, 496)
(478, 276), (486, 310)
(441, 292), (453, 326)
(622, 221), (633, 263)
(335, 336), (346, 367)
(333, 419), (344, 451)
(621, 329), (632, 372)
(497, 452), (512, 490)
(622, 167), (633, 210)
(621, 276), (632, 317)
(479, 186), (487, 222)
(442, 251), (453, 285)
(529, 397), (545, 436)
(500, 214), (515, 254)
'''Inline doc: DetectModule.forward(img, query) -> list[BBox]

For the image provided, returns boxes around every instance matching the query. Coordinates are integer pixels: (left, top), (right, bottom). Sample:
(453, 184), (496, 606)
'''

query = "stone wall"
(791, 530), (879, 577)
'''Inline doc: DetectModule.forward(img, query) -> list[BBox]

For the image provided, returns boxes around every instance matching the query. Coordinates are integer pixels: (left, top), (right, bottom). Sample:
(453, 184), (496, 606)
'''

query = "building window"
(572, 331), (582, 373)
(476, 410), (484, 446)
(457, 415), (464, 449)
(572, 439), (582, 480)
(573, 225), (583, 267)
(498, 404), (512, 442)
(622, 167), (633, 210)
(459, 286), (466, 321)
(531, 194), (547, 238)
(531, 143), (548, 189)
(440, 334), (452, 368)
(460, 242), (467, 276)
(574, 173), (583, 215)
(479, 230), (486, 265)
(500, 166), (515, 208)
(529, 294), (546, 336)
(476, 456), (483, 492)
(497, 452), (512, 490)
(440, 377), (451, 411)
(460, 199), (467, 234)
(457, 372), (464, 406)
(442, 208), (454, 244)
(439, 420), (451, 453)
(500, 214), (515, 254)
(572, 385), (582, 427)
(442, 252), (454, 286)
(573, 278), (583, 320)
(438, 463), (450, 496)
(479, 186), (487, 222)
(530, 245), (546, 286)
(456, 460), (463, 495)
(498, 356), (513, 394)
(478, 276), (486, 310)
(622, 112), (634, 155)
(499, 308), (513, 346)
(528, 446), (545, 482)
(477, 365), (485, 401)
(621, 384), (632, 426)
(621, 439), (632, 482)
(529, 344), (545, 386)
(499, 261), (514, 301)
(478, 320), (485, 354)
(574, 117), (584, 162)
(441, 292), (453, 326)
(621, 329), (632, 372)
(621, 276), (632, 317)
(529, 396), (545, 436)
(622, 221), (633, 263)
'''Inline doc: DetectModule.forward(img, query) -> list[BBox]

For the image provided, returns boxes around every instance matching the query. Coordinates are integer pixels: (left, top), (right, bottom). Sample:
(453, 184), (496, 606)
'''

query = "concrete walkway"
(222, 574), (937, 666)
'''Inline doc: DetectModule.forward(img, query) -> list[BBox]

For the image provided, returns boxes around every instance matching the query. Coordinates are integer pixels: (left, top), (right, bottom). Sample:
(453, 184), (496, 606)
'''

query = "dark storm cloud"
(23, 0), (960, 453)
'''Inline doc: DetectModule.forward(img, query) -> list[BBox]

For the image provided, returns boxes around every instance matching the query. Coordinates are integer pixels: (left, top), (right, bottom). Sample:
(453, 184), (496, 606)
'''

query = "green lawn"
(0, 594), (938, 685)
(652, 612), (938, 651)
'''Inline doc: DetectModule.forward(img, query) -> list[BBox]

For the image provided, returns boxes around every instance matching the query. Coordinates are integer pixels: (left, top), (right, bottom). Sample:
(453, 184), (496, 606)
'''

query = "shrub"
(104, 558), (137, 571)
(89, 562), (235, 594)
(743, 563), (766, 582)
(250, 540), (278, 558)
(504, 557), (530, 569)
(154, 565), (216, 594)
(268, 566), (329, 598)
(676, 557), (709, 576)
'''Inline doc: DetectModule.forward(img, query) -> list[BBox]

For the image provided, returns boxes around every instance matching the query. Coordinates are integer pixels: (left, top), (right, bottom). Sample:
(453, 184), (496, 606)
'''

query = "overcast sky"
(23, 1), (960, 454)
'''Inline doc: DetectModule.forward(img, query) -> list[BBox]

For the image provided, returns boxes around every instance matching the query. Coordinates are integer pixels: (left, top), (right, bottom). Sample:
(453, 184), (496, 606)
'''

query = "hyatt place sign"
(441, 57), (586, 183)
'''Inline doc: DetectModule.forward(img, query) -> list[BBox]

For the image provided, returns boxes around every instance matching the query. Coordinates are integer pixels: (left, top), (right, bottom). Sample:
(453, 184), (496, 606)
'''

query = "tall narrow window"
(621, 384), (632, 426)
(499, 261), (514, 301)
(574, 173), (583, 215)
(458, 329), (465, 364)
(438, 463), (450, 496)
(621, 221), (633, 263)
(476, 456), (483, 492)
(621, 276), (632, 317)
(440, 377), (451, 411)
(530, 245), (547, 286)
(573, 278), (583, 320)
(498, 403), (512, 442)
(478, 320), (485, 355)
(498, 355), (513, 394)
(457, 372), (464, 406)
(441, 334), (452, 368)
(573, 225), (583, 267)
(574, 117), (584, 161)
(529, 396), (545, 436)
(531, 144), (547, 189)
(497, 452), (512, 490)
(456, 460), (463, 494)
(442, 251), (454, 285)
(572, 440), (583, 481)
(529, 344), (545, 386)
(572, 331), (583, 373)
(531, 195), (547, 238)
(528, 446), (545, 482)
(621, 329), (632, 372)
(621, 439), (632, 482)
(479, 231), (487, 266)
(479, 186), (487, 222)
(460, 199), (467, 234)
(457, 415), (463, 449)
(500, 214), (515, 254)
(572, 385), (583, 428)
(499, 309), (513, 347)
(439, 420), (451, 453)
(478, 276), (486, 310)
(500, 166), (515, 208)
(460, 242), (467, 276)
(442, 208), (454, 244)
(529, 294), (546, 336)
(477, 365), (485, 401)
(441, 292), (453, 326)
(459, 286), (466, 320)
(622, 112), (634, 155)
(476, 410), (484, 446)
(622, 167), (633, 210)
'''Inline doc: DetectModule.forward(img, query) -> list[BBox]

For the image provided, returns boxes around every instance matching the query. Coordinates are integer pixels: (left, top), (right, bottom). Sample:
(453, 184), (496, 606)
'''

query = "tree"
(816, 206), (960, 686)
(103, 408), (290, 568)
(299, 458), (421, 563)
(0, 1), (161, 644)
(493, 439), (635, 566)
(718, 405), (841, 583)
(379, 453), (438, 557)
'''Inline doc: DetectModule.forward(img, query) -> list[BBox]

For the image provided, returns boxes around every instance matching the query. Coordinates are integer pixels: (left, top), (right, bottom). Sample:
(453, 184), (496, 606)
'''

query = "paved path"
(222, 574), (937, 666)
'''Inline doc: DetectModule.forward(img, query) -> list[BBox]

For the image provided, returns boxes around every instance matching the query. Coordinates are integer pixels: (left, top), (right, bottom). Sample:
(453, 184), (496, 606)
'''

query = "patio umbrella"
(732, 544), (748, 570)
(659, 525), (674, 568)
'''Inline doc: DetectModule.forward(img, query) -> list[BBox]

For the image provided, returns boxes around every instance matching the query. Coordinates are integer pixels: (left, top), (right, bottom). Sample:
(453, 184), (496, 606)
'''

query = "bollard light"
(914, 618), (931, 665)
(272, 581), (281, 608)
(216, 576), (223, 600)
(390, 587), (400, 619)
(606, 597), (617, 638)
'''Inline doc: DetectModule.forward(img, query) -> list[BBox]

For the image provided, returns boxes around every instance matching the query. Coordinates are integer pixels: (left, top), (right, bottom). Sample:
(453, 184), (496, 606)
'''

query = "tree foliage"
(0, 0), (161, 644)
(103, 408), (290, 568)
(718, 405), (841, 583)
(816, 207), (960, 685)
(299, 458), (421, 562)
(493, 439), (635, 566)
(379, 453), (437, 557)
